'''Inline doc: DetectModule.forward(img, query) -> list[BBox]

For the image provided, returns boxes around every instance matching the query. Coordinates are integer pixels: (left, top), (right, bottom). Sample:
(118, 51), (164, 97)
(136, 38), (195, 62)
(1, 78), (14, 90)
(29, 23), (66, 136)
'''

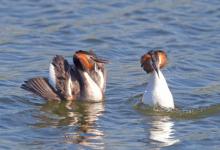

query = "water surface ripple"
(0, 0), (220, 149)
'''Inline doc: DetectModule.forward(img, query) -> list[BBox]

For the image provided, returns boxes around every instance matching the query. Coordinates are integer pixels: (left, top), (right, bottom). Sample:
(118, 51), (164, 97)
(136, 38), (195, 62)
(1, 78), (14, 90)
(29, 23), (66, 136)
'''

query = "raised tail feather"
(21, 77), (61, 101)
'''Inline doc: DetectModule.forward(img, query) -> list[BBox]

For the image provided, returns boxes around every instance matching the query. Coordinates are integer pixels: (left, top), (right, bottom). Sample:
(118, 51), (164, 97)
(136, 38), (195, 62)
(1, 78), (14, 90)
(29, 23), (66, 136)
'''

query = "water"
(1, 0), (220, 149)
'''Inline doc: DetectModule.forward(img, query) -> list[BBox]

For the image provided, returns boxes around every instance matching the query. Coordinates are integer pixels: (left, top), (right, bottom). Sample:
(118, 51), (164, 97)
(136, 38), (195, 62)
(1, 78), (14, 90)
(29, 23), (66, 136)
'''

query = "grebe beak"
(91, 57), (108, 64)
(151, 54), (160, 77)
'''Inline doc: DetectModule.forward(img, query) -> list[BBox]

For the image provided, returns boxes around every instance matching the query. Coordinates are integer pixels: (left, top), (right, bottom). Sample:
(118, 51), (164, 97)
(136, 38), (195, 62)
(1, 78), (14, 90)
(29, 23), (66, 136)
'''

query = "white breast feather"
(142, 70), (174, 109)
(83, 72), (102, 102)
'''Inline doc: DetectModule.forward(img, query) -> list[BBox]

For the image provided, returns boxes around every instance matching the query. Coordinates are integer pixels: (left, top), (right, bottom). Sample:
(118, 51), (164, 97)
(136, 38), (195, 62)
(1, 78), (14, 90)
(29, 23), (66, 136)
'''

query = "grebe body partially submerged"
(141, 50), (174, 109)
(21, 50), (107, 102)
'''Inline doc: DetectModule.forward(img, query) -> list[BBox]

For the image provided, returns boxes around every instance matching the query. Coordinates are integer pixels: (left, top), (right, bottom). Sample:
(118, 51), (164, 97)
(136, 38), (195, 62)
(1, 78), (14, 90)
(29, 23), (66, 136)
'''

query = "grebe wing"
(21, 77), (61, 101)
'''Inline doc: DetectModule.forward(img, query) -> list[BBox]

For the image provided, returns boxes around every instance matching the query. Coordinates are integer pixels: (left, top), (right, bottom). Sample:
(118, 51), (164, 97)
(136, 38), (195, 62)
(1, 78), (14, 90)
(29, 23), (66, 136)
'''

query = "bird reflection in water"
(34, 100), (105, 149)
(149, 116), (179, 148)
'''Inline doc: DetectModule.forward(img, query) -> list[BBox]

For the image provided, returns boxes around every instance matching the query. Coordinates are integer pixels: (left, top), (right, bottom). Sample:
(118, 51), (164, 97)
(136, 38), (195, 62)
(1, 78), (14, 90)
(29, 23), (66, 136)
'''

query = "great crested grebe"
(140, 50), (174, 109)
(21, 50), (107, 102)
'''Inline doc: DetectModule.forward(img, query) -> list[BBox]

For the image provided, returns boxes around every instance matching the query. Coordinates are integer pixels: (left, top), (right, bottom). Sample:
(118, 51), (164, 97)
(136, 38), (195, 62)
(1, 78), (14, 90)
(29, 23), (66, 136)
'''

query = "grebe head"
(141, 50), (167, 76)
(73, 50), (108, 72)
(73, 50), (108, 92)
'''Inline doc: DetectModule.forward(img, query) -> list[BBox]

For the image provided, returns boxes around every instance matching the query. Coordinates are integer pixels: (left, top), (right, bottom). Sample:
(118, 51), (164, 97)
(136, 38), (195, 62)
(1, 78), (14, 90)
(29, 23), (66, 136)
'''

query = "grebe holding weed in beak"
(140, 50), (174, 109)
(21, 50), (107, 102)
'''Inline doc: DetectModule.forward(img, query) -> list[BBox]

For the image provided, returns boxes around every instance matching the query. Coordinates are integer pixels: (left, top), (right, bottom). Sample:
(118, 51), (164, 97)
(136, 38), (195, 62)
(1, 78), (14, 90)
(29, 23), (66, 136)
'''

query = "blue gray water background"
(0, 0), (220, 149)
